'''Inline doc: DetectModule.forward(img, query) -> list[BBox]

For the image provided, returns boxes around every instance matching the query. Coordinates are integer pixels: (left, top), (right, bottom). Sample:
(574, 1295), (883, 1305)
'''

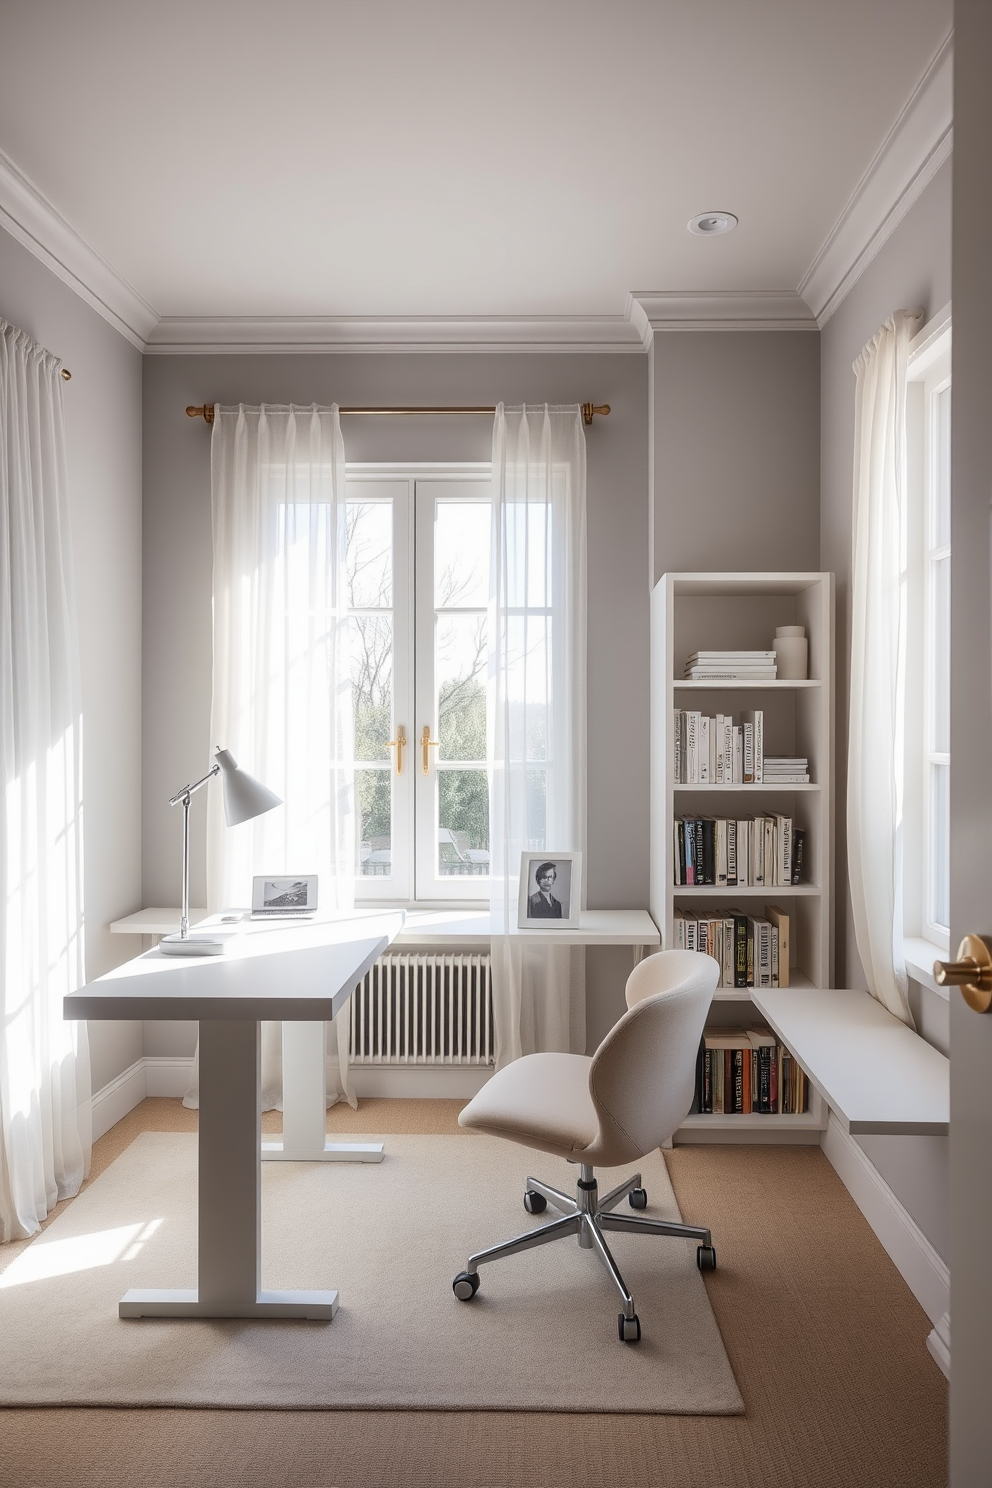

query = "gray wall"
(0, 225), (144, 1092)
(651, 329), (821, 586)
(819, 158), (952, 1260)
(141, 351), (649, 1054)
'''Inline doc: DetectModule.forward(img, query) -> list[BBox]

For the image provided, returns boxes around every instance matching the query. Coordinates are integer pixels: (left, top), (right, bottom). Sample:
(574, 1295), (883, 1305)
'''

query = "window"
(346, 466), (492, 904)
(905, 311), (951, 951)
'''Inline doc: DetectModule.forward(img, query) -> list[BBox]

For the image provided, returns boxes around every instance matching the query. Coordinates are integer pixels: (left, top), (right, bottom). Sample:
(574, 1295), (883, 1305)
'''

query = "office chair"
(452, 949), (719, 1342)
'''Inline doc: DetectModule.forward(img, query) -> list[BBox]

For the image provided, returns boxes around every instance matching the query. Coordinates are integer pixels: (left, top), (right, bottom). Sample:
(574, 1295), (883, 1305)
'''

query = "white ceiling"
(0, 0), (952, 333)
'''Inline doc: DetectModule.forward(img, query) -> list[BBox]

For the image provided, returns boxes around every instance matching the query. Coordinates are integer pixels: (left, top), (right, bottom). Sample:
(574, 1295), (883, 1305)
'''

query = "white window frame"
(904, 305), (951, 959)
(347, 463), (492, 908)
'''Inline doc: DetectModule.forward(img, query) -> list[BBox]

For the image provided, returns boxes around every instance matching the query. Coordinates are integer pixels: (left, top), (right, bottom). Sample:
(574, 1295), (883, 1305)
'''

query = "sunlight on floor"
(0, 1219), (162, 1288)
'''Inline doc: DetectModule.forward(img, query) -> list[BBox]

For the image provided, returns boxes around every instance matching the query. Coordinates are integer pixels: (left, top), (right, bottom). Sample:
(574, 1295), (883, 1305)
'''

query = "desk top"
(396, 908), (660, 946)
(750, 987), (949, 1135)
(110, 906), (660, 947)
(67, 913), (403, 1022)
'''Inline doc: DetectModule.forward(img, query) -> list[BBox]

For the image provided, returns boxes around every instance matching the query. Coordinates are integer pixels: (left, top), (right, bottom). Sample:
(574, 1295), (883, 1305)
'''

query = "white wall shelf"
(651, 571), (835, 1144)
(751, 988), (948, 1135)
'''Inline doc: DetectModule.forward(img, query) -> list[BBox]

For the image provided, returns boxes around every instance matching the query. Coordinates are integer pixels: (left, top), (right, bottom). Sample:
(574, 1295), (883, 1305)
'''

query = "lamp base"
(159, 933), (225, 957)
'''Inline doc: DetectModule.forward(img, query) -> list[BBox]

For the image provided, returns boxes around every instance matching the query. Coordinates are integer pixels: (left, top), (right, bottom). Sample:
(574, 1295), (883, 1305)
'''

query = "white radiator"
(349, 952), (494, 1067)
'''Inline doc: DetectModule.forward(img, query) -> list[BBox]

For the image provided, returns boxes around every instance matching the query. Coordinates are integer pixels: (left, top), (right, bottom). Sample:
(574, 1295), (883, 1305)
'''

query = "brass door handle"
(934, 935), (992, 1013)
(386, 725), (406, 776)
(421, 725), (439, 775)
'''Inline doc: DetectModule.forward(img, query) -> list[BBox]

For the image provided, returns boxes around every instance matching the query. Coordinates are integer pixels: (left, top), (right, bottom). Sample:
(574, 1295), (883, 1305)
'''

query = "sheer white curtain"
(488, 404), (587, 1067)
(848, 310), (920, 1027)
(191, 404), (356, 1109)
(0, 318), (90, 1240)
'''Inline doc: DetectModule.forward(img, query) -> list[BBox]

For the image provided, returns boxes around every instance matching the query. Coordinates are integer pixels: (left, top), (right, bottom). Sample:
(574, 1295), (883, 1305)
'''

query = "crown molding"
(0, 147), (158, 349)
(625, 290), (817, 346)
(800, 31), (953, 328)
(144, 314), (644, 355)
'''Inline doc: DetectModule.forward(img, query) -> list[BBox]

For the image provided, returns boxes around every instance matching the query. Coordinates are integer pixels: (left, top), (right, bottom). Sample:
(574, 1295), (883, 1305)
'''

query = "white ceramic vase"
(774, 625), (808, 680)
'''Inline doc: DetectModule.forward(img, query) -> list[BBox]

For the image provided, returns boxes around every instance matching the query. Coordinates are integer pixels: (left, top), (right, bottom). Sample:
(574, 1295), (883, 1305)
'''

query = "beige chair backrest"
(582, 950), (719, 1168)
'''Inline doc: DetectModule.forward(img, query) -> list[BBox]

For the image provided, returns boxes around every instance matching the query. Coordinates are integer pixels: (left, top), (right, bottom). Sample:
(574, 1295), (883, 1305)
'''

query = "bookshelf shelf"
(675, 679), (822, 691)
(651, 571), (835, 1145)
(674, 883), (821, 897)
(679, 1110), (823, 1133)
(674, 783), (821, 793)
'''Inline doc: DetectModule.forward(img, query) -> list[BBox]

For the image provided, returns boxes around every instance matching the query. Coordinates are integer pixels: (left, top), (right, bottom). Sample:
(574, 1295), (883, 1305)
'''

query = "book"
(740, 710), (764, 782)
(726, 819), (738, 885)
(720, 1031), (753, 1114)
(699, 715), (711, 782)
(700, 817), (716, 884)
(764, 904), (790, 986)
(685, 711), (699, 783)
(686, 651), (777, 661)
(747, 1028), (778, 1113)
(792, 828), (806, 884)
(715, 817), (728, 885)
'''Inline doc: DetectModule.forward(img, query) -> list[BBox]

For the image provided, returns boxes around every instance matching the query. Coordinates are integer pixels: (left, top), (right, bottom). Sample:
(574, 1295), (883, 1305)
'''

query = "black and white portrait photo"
(517, 852), (582, 929)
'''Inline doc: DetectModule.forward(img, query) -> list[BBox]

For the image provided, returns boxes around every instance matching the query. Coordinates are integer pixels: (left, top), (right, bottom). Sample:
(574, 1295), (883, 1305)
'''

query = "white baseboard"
(821, 1114), (950, 1335)
(926, 1311), (950, 1379)
(144, 1056), (195, 1098)
(89, 1055), (486, 1139)
(90, 1060), (148, 1141)
(349, 1066), (491, 1099)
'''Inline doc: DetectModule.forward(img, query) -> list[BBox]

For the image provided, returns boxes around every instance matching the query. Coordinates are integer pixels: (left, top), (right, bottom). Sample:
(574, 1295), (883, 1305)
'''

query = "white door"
(414, 479), (492, 901)
(347, 469), (492, 905)
(948, 11), (992, 1479)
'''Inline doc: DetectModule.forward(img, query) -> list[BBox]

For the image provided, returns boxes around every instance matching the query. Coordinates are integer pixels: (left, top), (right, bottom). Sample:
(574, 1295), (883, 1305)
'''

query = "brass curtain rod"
(186, 402), (610, 426)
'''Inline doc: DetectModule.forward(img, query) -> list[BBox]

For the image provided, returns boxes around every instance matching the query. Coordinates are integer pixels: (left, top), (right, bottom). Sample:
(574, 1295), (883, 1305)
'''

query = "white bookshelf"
(650, 572), (834, 1141)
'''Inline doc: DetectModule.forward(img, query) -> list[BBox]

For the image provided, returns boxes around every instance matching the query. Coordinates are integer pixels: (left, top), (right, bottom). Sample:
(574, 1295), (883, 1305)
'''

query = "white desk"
(65, 919), (391, 1320)
(750, 987), (949, 1136)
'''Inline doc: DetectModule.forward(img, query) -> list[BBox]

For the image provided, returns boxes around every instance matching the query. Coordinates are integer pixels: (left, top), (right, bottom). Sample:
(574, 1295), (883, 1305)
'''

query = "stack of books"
(763, 756), (810, 784)
(695, 1026), (808, 1115)
(683, 650), (777, 681)
(674, 708), (764, 783)
(673, 815), (803, 887)
(674, 904), (792, 987)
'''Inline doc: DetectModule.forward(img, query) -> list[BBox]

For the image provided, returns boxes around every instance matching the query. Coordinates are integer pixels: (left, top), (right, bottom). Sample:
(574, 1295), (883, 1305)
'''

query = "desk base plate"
(261, 1140), (385, 1163)
(119, 1288), (339, 1320)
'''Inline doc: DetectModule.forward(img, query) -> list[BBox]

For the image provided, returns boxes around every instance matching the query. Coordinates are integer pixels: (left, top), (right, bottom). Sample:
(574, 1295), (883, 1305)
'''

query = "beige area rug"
(0, 1132), (742, 1415)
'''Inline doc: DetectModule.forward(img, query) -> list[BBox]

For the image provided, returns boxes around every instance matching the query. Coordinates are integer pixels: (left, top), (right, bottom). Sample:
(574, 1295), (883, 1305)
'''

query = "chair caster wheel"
(524, 1190), (548, 1214)
(618, 1312), (641, 1343)
(453, 1270), (480, 1301)
(628, 1187), (648, 1210)
(696, 1245), (717, 1272)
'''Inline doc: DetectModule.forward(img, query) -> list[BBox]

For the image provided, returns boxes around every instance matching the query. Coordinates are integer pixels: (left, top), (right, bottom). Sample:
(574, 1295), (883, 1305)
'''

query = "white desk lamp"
(160, 747), (281, 956)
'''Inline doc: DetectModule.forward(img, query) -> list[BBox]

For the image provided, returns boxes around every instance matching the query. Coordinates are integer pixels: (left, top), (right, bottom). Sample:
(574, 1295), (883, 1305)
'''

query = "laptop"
(250, 875), (318, 921)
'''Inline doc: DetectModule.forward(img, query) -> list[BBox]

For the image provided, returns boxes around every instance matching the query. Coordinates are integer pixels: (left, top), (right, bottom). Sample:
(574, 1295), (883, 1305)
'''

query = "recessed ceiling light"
(688, 211), (738, 237)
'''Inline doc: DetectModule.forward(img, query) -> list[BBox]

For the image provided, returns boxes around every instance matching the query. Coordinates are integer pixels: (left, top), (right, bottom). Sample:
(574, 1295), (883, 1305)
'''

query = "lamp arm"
(168, 762), (220, 809)
(168, 762), (220, 940)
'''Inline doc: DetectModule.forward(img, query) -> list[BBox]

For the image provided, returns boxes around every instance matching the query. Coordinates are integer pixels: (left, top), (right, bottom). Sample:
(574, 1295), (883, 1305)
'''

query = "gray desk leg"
(119, 1019), (338, 1320)
(261, 1020), (384, 1164)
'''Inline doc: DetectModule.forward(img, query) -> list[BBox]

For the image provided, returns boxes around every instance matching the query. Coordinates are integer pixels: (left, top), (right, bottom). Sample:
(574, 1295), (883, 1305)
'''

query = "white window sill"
(904, 936), (950, 1001)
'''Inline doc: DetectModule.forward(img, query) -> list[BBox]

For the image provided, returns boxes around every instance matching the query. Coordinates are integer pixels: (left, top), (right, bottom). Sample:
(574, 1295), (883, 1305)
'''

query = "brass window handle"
(386, 725), (406, 776)
(934, 935), (992, 1013)
(421, 725), (440, 775)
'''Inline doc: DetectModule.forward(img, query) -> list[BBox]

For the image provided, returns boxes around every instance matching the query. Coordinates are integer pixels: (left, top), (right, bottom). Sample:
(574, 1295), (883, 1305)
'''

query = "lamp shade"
(214, 748), (282, 826)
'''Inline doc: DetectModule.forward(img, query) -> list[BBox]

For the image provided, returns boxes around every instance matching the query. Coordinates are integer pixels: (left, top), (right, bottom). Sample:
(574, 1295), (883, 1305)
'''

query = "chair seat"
(458, 1051), (598, 1160)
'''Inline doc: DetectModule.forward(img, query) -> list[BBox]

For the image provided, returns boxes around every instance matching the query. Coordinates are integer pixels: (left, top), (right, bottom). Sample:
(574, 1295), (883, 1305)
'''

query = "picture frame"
(517, 852), (582, 930)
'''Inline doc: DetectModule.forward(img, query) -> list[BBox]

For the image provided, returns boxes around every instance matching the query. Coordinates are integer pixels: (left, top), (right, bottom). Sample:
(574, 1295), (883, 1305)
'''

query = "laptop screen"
(251, 875), (317, 914)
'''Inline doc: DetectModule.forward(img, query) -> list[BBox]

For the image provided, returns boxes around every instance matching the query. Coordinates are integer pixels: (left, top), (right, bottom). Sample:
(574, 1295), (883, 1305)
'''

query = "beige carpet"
(0, 1130), (741, 1415)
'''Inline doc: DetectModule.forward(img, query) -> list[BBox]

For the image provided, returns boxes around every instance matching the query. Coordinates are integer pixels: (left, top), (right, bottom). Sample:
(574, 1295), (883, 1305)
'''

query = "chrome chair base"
(453, 1163), (715, 1342)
